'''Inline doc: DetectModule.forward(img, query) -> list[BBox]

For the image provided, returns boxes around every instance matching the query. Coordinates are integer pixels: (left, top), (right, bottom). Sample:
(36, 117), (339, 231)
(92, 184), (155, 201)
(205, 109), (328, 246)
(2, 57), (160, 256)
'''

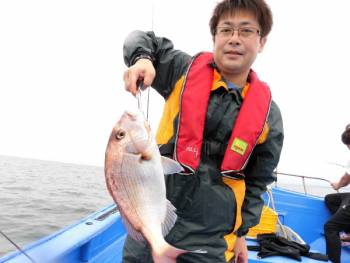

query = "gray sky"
(0, 0), (349, 181)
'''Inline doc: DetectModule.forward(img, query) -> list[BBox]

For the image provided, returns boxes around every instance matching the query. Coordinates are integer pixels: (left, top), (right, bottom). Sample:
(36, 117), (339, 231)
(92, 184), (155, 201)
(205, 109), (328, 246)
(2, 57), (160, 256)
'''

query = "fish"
(104, 110), (188, 263)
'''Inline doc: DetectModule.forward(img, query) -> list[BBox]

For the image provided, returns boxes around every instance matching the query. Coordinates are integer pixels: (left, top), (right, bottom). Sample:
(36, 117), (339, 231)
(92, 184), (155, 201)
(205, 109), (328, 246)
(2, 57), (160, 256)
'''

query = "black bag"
(248, 233), (329, 262)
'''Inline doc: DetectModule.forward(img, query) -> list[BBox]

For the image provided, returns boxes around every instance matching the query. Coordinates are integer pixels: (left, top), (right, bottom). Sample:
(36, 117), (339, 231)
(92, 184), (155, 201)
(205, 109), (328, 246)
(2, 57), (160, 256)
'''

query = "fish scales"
(105, 110), (196, 263)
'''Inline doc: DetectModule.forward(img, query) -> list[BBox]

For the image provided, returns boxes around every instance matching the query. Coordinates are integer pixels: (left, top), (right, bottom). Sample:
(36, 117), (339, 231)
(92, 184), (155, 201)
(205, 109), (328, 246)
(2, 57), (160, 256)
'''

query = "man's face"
(213, 10), (267, 79)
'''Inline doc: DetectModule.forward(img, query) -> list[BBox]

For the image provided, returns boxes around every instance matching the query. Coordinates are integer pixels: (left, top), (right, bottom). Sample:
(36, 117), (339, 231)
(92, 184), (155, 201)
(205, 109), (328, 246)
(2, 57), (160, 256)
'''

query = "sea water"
(0, 155), (112, 256)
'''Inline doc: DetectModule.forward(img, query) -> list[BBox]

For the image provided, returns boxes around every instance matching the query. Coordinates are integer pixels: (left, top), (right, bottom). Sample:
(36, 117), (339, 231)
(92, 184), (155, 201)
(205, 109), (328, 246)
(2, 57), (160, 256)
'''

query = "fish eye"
(115, 130), (126, 140)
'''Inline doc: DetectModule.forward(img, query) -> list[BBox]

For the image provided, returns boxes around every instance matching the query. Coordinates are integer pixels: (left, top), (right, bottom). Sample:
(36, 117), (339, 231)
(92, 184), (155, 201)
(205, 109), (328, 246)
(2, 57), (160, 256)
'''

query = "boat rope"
(266, 188), (288, 239)
(0, 230), (37, 263)
(266, 188), (306, 244)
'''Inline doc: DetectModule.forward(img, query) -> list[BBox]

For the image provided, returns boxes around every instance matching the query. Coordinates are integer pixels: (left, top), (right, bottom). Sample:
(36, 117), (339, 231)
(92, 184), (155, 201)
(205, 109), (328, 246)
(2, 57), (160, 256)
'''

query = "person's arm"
(123, 30), (191, 98)
(331, 173), (350, 190)
(236, 101), (284, 237)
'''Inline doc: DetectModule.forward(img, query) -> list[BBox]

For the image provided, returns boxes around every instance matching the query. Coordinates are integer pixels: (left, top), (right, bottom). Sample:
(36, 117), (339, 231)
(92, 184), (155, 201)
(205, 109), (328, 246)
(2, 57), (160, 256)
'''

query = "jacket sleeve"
(123, 30), (191, 99)
(236, 100), (284, 237)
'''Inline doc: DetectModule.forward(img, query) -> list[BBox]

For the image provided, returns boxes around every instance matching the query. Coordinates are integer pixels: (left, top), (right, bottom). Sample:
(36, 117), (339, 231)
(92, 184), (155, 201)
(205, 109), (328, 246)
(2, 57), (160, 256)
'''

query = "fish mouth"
(127, 118), (153, 160)
(124, 111), (138, 121)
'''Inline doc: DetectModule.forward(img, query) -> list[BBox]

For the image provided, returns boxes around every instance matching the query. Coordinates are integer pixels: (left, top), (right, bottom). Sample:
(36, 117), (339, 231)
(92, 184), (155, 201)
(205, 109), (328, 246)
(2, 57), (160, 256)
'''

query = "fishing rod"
(326, 161), (346, 168)
(0, 230), (38, 263)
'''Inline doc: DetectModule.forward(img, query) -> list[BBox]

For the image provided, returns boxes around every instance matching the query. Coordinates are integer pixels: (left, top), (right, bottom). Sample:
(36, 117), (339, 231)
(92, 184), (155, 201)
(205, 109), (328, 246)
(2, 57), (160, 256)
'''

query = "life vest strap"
(160, 141), (227, 158)
(159, 142), (245, 178)
(202, 140), (227, 156)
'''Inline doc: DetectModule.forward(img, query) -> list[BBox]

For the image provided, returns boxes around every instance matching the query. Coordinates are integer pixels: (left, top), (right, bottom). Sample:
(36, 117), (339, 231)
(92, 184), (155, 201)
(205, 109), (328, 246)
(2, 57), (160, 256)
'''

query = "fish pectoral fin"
(124, 152), (142, 162)
(161, 157), (184, 174)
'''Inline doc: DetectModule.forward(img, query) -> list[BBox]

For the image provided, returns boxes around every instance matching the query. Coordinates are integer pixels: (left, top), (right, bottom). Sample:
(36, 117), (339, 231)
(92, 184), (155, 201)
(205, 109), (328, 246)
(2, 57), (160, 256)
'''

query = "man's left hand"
(234, 236), (248, 263)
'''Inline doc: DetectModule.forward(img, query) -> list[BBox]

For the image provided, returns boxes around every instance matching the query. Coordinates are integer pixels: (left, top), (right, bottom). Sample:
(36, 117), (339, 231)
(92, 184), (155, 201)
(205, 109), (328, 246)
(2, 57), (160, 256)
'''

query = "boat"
(1, 182), (350, 263)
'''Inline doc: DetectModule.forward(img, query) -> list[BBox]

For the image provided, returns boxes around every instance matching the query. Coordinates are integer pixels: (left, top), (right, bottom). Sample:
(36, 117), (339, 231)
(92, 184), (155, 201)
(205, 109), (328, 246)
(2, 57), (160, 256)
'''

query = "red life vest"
(174, 52), (271, 176)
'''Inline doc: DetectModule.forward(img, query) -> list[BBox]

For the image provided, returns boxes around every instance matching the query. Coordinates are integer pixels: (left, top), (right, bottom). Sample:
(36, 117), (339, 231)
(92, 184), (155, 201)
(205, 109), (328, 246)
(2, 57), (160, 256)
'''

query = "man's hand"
(331, 182), (340, 191)
(234, 236), (248, 263)
(330, 173), (350, 191)
(123, 58), (156, 96)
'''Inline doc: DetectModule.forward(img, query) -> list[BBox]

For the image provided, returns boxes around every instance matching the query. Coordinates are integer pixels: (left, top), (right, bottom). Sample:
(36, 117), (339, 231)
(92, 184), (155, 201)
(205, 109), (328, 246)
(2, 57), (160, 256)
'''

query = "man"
(324, 124), (350, 263)
(122, 0), (283, 262)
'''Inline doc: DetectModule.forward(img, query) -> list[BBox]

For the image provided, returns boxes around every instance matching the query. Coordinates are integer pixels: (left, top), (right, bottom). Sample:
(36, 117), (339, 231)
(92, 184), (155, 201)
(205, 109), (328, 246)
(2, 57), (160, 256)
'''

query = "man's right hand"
(330, 182), (340, 191)
(123, 58), (156, 96)
(330, 173), (350, 190)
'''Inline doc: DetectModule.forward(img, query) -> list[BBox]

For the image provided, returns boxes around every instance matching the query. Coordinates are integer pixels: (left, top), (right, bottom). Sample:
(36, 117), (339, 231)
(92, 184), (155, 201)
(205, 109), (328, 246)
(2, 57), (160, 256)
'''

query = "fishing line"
(146, 86), (150, 121)
(146, 2), (154, 122)
(0, 230), (37, 263)
(136, 2), (153, 123)
(326, 161), (346, 168)
(145, 2), (153, 122)
(137, 82), (150, 122)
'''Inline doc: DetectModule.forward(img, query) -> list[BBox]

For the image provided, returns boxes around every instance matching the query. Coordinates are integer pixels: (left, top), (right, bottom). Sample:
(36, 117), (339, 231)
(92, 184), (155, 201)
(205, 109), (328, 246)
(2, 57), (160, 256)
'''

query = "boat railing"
(273, 171), (338, 195)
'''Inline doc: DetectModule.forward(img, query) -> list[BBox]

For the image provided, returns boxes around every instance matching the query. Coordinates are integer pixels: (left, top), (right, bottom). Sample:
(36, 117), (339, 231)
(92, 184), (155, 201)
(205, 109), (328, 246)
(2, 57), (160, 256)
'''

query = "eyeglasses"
(216, 26), (260, 38)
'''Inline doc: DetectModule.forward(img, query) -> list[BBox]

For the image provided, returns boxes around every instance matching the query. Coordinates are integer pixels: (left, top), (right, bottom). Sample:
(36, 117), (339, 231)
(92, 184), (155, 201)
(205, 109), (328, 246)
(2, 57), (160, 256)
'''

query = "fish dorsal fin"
(161, 156), (184, 175)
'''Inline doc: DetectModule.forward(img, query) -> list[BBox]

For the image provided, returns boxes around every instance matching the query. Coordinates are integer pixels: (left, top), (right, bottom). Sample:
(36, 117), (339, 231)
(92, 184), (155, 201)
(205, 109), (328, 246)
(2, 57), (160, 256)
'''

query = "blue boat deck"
(1, 187), (350, 263)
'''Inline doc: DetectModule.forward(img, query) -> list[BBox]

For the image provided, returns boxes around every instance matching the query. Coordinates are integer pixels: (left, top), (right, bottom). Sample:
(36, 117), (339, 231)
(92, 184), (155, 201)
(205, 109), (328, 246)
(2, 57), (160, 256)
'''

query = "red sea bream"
(104, 110), (187, 263)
